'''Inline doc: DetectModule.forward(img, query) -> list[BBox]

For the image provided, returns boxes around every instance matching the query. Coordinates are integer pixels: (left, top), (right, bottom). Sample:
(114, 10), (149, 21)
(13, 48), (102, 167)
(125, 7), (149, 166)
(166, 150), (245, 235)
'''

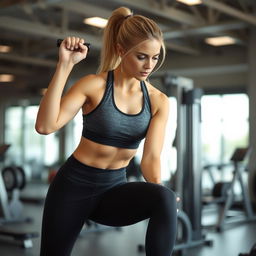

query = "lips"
(140, 72), (149, 76)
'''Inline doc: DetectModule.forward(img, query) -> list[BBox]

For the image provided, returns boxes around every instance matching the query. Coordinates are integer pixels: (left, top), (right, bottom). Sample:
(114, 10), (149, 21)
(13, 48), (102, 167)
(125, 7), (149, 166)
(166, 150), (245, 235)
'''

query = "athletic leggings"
(40, 155), (177, 256)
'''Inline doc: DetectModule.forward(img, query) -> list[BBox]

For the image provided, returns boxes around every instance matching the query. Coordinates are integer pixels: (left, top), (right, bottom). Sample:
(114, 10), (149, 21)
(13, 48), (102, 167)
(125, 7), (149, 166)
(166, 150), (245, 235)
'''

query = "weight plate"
(15, 166), (26, 190)
(1, 166), (18, 191)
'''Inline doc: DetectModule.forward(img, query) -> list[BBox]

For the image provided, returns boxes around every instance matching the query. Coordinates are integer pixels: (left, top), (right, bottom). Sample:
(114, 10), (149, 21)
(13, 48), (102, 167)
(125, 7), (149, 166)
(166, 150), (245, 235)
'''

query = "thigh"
(89, 181), (174, 227)
(40, 173), (94, 256)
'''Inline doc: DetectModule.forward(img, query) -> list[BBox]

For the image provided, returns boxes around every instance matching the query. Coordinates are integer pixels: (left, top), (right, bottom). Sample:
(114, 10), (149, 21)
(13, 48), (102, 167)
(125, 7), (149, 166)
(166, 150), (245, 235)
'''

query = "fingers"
(64, 37), (88, 52)
(78, 39), (89, 53)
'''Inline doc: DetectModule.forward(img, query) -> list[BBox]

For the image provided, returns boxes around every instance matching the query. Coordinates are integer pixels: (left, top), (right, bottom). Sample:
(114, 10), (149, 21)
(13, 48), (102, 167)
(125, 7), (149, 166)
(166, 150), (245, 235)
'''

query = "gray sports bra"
(82, 70), (152, 149)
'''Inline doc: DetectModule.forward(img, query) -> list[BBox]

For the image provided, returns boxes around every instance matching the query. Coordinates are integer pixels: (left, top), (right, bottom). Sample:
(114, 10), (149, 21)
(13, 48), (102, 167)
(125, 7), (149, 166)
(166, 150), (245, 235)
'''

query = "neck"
(114, 66), (139, 89)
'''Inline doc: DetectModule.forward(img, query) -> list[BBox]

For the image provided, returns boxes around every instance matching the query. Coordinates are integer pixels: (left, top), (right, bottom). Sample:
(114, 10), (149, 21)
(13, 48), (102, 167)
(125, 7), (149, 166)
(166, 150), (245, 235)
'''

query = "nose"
(144, 59), (153, 70)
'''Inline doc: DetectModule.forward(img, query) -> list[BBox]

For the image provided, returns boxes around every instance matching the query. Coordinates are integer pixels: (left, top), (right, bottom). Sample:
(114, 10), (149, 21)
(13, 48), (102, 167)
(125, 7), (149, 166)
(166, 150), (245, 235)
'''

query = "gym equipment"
(202, 163), (235, 204)
(239, 243), (256, 256)
(0, 144), (38, 248)
(136, 73), (212, 255)
(209, 147), (256, 232)
(2, 166), (26, 191)
(175, 210), (212, 251)
(137, 209), (213, 254)
(169, 75), (212, 252)
(216, 148), (256, 231)
(202, 162), (232, 195)
(212, 182), (232, 198)
(1, 165), (28, 220)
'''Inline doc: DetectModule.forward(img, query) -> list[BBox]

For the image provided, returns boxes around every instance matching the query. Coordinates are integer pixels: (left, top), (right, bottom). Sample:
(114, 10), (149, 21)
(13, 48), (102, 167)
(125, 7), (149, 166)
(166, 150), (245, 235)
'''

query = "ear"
(116, 43), (126, 57)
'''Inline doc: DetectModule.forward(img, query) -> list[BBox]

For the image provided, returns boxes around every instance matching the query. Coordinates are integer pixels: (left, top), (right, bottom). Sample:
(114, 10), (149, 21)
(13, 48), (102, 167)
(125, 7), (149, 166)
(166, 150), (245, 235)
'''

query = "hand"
(58, 36), (89, 65)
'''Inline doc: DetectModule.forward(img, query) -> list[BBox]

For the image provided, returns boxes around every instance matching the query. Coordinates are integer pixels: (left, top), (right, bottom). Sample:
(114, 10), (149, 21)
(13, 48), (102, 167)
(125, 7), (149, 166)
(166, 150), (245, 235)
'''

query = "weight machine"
(137, 74), (212, 255)
(208, 147), (256, 232)
(164, 74), (212, 254)
(0, 144), (38, 248)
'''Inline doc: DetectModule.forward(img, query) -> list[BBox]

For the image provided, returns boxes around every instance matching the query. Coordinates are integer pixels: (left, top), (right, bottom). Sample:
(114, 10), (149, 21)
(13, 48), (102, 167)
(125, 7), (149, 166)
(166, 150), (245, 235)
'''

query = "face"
(119, 39), (161, 81)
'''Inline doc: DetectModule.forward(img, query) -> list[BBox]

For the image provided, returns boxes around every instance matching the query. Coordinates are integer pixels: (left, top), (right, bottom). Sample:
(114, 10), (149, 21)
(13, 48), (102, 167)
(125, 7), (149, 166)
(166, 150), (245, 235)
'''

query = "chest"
(85, 85), (144, 116)
(113, 88), (143, 115)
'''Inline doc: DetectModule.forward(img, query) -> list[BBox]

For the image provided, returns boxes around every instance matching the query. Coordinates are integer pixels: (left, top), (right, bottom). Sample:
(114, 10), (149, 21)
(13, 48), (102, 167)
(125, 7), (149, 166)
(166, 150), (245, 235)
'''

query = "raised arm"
(140, 92), (169, 184)
(35, 37), (89, 135)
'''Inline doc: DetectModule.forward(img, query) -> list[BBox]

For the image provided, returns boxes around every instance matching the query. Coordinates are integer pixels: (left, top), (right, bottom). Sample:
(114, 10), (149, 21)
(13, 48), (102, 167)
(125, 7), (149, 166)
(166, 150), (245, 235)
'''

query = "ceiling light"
(83, 17), (108, 28)
(177, 0), (202, 5)
(0, 45), (12, 53)
(205, 36), (236, 46)
(0, 74), (14, 82)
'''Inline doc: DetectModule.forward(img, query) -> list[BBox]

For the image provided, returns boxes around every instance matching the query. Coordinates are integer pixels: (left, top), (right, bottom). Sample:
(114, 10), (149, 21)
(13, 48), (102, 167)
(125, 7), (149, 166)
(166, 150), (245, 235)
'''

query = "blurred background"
(0, 1), (256, 256)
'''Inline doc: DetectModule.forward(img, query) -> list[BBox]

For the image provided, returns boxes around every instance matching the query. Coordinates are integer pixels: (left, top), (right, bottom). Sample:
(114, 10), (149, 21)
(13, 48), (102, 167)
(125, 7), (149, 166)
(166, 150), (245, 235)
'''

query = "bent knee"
(155, 185), (177, 208)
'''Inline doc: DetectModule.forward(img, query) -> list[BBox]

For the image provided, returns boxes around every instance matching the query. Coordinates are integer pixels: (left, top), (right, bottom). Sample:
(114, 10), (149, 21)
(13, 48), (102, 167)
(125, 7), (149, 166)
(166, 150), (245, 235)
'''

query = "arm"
(140, 93), (169, 184)
(35, 37), (89, 134)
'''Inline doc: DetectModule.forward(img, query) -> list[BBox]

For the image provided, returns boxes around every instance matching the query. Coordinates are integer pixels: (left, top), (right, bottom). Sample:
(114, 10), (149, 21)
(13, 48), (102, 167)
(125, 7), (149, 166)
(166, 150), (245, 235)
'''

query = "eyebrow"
(136, 51), (160, 57)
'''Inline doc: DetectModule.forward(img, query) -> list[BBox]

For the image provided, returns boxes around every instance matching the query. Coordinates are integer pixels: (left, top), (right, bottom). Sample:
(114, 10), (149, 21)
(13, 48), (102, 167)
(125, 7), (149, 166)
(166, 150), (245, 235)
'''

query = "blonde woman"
(36, 7), (177, 256)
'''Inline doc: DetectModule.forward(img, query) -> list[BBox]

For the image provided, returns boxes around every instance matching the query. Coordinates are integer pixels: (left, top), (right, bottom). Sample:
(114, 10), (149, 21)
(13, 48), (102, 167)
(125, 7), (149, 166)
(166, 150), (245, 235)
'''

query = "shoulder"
(75, 72), (107, 88)
(144, 81), (169, 116)
(73, 72), (108, 94)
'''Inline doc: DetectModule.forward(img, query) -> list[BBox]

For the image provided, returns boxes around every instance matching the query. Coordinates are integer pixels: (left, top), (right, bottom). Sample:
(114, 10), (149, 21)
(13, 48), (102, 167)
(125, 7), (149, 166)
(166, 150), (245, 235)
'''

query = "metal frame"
(216, 150), (256, 231)
(164, 74), (212, 253)
(0, 145), (38, 248)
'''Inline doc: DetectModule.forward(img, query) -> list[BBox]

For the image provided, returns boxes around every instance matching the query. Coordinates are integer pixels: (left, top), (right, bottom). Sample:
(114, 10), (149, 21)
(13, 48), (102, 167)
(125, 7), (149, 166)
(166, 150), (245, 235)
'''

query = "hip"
(48, 154), (128, 199)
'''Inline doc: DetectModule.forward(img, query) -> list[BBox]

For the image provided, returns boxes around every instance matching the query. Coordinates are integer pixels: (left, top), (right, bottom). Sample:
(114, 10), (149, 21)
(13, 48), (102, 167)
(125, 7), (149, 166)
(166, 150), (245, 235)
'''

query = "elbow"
(35, 124), (53, 135)
(149, 177), (162, 184)
(141, 171), (161, 184)
(144, 172), (161, 184)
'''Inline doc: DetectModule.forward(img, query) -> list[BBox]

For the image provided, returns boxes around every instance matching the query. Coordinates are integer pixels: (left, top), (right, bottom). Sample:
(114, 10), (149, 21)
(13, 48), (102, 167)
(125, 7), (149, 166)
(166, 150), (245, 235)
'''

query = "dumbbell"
(56, 39), (91, 52)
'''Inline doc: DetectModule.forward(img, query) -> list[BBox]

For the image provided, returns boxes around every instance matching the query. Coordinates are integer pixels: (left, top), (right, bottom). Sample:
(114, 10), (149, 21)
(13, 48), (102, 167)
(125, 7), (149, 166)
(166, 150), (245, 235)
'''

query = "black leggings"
(40, 155), (177, 256)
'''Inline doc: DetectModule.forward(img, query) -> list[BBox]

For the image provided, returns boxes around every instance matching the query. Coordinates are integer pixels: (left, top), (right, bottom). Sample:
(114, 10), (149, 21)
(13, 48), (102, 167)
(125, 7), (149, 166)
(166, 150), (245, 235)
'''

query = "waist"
(73, 137), (136, 169)
(61, 154), (127, 184)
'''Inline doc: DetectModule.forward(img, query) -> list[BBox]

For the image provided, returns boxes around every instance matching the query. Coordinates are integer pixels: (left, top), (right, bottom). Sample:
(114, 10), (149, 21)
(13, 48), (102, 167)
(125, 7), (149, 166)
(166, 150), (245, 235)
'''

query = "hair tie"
(124, 14), (132, 19)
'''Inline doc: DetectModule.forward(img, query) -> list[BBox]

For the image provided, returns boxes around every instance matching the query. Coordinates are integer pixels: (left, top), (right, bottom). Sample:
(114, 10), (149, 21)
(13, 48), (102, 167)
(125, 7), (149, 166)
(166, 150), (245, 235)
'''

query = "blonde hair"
(97, 7), (166, 74)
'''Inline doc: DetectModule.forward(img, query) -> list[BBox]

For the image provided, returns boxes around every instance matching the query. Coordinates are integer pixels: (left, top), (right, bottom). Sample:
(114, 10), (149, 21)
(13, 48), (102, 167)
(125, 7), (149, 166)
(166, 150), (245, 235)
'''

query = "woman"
(35, 6), (177, 256)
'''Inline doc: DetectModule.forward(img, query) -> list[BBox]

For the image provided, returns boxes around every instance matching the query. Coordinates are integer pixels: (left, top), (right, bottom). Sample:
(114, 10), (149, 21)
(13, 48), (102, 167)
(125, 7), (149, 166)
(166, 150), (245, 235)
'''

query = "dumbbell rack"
(0, 144), (38, 248)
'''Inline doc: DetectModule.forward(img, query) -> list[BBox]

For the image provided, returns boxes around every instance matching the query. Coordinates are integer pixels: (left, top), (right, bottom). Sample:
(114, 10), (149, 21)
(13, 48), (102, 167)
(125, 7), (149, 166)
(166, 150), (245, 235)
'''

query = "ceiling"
(0, 0), (256, 95)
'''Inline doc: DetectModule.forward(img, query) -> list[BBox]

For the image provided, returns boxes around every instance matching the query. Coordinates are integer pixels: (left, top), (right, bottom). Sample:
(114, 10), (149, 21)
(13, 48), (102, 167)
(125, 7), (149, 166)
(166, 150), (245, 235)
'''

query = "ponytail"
(97, 7), (132, 73)
(97, 7), (165, 74)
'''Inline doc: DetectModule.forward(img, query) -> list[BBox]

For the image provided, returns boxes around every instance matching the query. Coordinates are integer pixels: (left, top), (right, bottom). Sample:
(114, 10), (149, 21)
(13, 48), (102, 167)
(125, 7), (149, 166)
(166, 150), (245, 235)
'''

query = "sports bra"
(82, 70), (152, 149)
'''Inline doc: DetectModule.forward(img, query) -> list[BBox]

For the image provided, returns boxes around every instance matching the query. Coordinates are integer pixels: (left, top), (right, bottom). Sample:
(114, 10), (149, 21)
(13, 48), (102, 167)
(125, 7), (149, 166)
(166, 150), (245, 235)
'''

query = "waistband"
(61, 154), (127, 184)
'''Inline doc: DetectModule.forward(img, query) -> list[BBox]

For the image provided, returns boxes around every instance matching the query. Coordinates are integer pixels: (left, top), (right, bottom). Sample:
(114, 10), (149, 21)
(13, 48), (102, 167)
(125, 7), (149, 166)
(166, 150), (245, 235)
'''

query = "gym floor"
(0, 182), (255, 256)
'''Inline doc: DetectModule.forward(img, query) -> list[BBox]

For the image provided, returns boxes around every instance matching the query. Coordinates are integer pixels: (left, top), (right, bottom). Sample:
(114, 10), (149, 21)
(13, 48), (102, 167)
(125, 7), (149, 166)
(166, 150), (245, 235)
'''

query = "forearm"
(35, 62), (73, 134)
(140, 157), (162, 184)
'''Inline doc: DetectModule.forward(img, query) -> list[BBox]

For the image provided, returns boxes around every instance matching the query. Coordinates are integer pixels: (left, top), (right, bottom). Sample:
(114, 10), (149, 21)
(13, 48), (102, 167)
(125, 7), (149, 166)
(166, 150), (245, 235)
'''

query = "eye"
(137, 55), (146, 60)
(153, 56), (160, 61)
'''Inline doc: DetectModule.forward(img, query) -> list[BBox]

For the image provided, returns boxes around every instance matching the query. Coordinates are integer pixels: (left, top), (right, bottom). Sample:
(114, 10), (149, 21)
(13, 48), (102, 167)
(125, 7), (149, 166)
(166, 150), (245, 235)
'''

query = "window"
(4, 107), (23, 165)
(4, 105), (59, 179)
(201, 93), (249, 165)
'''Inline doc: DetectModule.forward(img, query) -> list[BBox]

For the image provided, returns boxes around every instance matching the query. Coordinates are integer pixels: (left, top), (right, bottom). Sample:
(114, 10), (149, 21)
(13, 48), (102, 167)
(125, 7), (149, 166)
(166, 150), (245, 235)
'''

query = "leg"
(40, 172), (94, 256)
(90, 182), (177, 256)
